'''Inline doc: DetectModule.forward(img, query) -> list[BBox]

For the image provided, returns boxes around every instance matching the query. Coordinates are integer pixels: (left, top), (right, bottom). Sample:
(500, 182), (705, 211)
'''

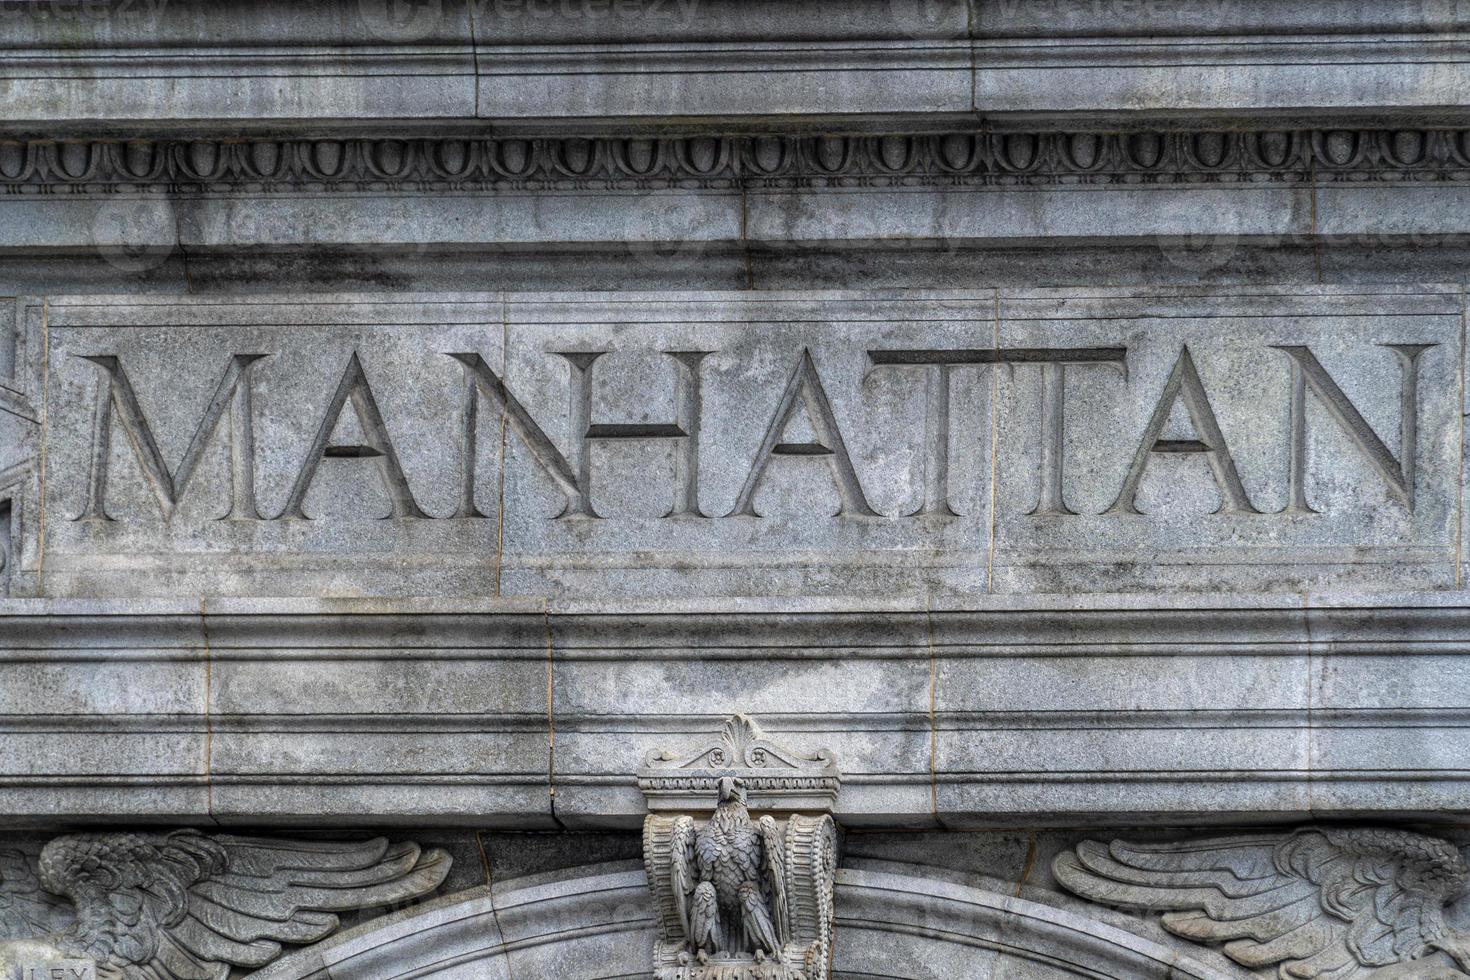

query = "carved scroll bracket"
(640, 715), (840, 980)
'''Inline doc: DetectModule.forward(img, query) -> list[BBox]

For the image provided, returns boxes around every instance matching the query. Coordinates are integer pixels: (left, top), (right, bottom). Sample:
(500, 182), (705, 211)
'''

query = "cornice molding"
(0, 598), (1469, 827)
(2, 129), (1467, 196)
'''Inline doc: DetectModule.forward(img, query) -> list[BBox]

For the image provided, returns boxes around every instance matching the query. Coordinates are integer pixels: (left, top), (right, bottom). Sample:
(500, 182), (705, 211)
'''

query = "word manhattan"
(73, 342), (1432, 522)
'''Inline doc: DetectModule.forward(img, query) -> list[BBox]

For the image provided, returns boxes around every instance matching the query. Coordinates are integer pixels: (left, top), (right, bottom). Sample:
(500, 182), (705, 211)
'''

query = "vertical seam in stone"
(494, 293), (508, 596)
(1457, 284), (1466, 590)
(467, 0), (481, 117)
(740, 180), (753, 290)
(1307, 141), (1322, 284)
(544, 598), (562, 829)
(474, 829), (493, 885)
(35, 298), (48, 583)
(175, 198), (193, 294)
(476, 831), (517, 980)
(966, 0), (978, 116)
(1302, 593), (1314, 820)
(1014, 831), (1039, 898)
(925, 598), (939, 825)
(985, 287), (1000, 593)
(200, 596), (216, 824)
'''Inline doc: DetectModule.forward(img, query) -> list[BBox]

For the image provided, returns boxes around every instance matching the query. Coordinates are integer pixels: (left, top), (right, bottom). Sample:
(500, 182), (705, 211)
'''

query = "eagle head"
(717, 776), (748, 806)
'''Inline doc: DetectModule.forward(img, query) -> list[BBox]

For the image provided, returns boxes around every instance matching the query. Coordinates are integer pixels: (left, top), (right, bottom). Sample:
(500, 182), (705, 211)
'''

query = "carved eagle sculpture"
(670, 776), (789, 963)
(0, 829), (451, 980)
(1054, 827), (1470, 979)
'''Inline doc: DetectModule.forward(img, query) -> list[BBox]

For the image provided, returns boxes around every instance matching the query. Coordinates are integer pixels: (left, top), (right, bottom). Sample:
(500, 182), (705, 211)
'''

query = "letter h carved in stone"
(640, 715), (840, 980)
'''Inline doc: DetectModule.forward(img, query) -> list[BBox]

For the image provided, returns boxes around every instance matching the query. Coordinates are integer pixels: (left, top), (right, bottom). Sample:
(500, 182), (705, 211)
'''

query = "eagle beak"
(716, 776), (747, 803)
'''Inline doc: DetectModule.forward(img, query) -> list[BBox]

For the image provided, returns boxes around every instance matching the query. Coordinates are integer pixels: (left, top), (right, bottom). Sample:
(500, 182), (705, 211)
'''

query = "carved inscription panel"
(11, 287), (1463, 598)
(13, 963), (94, 980)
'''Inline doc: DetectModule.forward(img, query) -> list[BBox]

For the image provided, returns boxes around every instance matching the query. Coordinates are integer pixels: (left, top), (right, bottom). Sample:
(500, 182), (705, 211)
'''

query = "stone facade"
(3, 1), (1470, 977)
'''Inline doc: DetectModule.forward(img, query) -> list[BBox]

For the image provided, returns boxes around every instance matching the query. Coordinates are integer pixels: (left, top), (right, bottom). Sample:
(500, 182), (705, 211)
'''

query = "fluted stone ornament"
(1055, 827), (1470, 978)
(0, 830), (449, 980)
(642, 716), (838, 980)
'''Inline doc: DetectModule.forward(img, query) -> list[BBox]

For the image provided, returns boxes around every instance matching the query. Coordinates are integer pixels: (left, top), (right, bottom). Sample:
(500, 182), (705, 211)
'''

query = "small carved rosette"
(640, 715), (840, 980)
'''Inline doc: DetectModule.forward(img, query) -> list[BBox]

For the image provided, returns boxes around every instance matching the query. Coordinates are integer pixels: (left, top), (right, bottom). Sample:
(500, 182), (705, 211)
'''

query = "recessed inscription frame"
(994, 285), (1465, 594)
(0, 298), (42, 598)
(37, 295), (509, 599)
(15, 287), (1467, 600)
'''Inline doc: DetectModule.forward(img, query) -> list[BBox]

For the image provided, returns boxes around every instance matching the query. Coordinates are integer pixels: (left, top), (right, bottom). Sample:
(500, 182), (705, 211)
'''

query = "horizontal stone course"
(1, 1), (1466, 125)
(0, 595), (1467, 828)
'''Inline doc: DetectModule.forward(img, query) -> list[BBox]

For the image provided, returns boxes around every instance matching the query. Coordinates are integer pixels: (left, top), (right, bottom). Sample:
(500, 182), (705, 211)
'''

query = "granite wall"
(1, 1), (1469, 978)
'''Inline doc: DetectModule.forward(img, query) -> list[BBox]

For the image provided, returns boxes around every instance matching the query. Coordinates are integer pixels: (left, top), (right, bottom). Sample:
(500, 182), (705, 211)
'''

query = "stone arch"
(250, 861), (1246, 980)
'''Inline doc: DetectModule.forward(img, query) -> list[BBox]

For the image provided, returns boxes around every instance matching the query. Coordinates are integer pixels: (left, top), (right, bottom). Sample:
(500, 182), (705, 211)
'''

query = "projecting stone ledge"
(0, 595), (1468, 828)
(1, 0), (1466, 126)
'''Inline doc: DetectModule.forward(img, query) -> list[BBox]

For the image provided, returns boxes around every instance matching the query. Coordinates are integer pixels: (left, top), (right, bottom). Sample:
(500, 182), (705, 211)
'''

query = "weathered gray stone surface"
(1054, 825), (1470, 977)
(2, 0), (1467, 127)
(245, 859), (1253, 980)
(0, 829), (451, 979)
(7, 287), (1461, 601)
(2, 595), (1470, 831)
(1, 128), (1467, 300)
(4, 1), (1470, 976)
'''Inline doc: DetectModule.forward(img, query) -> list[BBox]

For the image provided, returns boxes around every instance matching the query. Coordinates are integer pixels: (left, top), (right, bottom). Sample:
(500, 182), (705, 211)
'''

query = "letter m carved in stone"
(75, 354), (268, 522)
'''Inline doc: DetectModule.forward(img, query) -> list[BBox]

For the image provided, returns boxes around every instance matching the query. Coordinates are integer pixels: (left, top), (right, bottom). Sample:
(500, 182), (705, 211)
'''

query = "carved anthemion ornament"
(0, 829), (450, 979)
(642, 715), (839, 980)
(1055, 826), (1470, 978)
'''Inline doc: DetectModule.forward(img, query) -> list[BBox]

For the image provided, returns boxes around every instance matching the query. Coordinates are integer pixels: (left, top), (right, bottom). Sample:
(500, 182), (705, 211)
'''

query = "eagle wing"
(1054, 827), (1470, 979)
(41, 830), (450, 980)
(0, 847), (74, 940)
(758, 815), (789, 947)
(669, 815), (698, 941)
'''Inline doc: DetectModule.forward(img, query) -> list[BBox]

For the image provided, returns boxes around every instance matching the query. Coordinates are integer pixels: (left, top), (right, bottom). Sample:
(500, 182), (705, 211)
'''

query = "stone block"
(476, 42), (972, 120)
(497, 292), (994, 600)
(35, 295), (507, 598)
(1314, 183), (1470, 247)
(548, 609), (935, 827)
(174, 190), (744, 251)
(17, 288), (1468, 601)
(991, 285), (1463, 593)
(744, 185), (1313, 246)
(971, 34), (1470, 116)
(0, 0), (477, 122)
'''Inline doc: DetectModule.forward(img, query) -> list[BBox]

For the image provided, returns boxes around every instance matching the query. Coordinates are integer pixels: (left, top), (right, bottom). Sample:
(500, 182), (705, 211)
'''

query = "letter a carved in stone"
(1106, 345), (1259, 516)
(729, 350), (877, 518)
(279, 352), (427, 520)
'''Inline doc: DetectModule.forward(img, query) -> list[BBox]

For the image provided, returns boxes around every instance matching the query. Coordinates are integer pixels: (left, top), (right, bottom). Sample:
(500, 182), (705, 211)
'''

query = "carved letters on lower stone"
(13, 959), (93, 980)
(1054, 827), (1470, 978)
(0, 830), (450, 980)
(641, 716), (839, 980)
